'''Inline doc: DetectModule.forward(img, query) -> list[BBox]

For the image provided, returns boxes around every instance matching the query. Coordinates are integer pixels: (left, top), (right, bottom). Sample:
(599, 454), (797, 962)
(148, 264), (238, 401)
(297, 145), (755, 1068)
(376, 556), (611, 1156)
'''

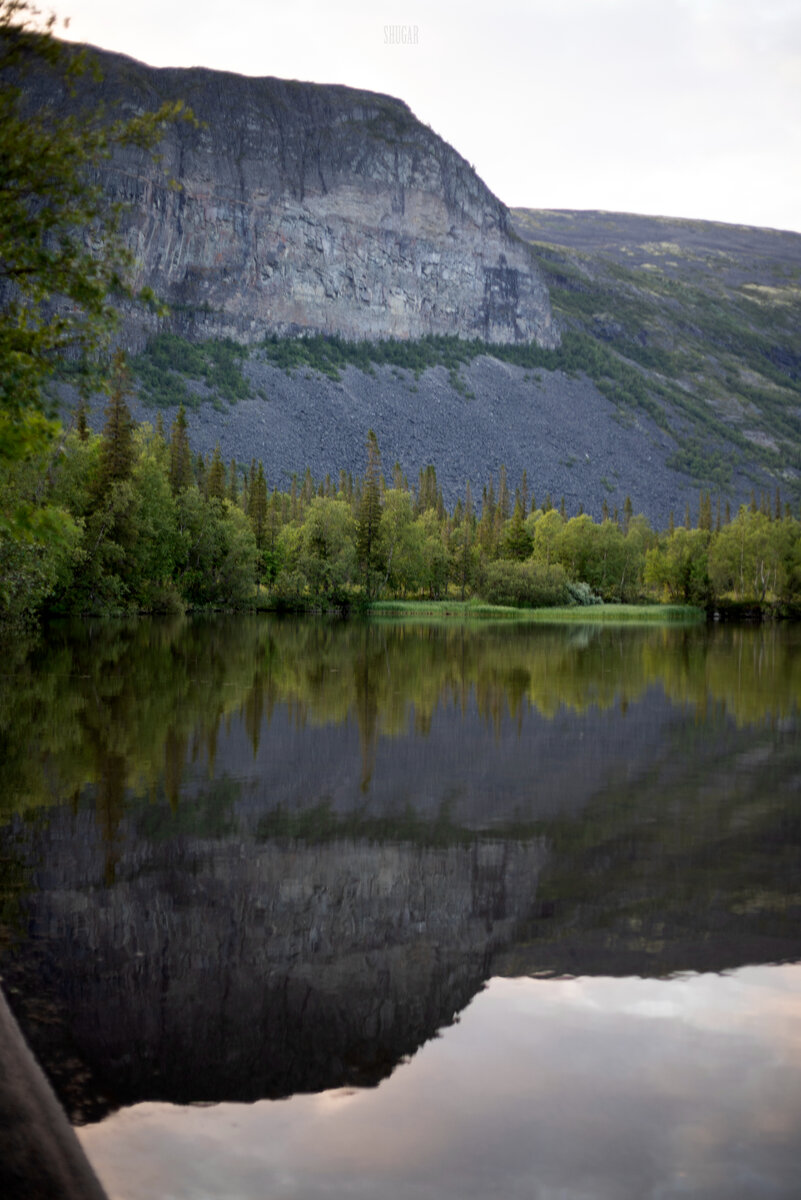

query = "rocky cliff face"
(32, 46), (557, 347)
(3, 818), (546, 1118)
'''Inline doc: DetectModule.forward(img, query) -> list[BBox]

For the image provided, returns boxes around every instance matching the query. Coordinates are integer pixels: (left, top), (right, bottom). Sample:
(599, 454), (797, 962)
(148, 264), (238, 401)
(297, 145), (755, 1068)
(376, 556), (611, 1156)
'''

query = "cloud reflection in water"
(79, 963), (801, 1200)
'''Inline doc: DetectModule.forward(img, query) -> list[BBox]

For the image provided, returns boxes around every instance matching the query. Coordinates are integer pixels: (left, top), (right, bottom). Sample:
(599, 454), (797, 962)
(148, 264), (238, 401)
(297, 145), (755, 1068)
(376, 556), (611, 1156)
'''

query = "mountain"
(511, 209), (801, 505)
(27, 44), (555, 348)
(32, 46), (800, 523)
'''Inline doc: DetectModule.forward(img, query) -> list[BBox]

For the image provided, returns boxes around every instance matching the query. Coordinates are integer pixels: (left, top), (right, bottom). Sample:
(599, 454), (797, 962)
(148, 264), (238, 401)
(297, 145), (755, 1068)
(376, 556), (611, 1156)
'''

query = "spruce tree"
(248, 462), (268, 549)
(228, 459), (239, 505)
(504, 500), (533, 561)
(698, 490), (712, 531)
(168, 404), (193, 495)
(98, 351), (135, 489)
(356, 429), (383, 598)
(75, 396), (90, 443)
(207, 442), (226, 501)
(194, 452), (206, 494)
(498, 464), (510, 521)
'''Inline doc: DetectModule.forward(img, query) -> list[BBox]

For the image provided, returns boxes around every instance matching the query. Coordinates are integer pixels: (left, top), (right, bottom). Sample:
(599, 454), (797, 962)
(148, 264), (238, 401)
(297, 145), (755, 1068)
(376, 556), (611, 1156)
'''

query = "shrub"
(566, 580), (603, 606)
(477, 561), (569, 608)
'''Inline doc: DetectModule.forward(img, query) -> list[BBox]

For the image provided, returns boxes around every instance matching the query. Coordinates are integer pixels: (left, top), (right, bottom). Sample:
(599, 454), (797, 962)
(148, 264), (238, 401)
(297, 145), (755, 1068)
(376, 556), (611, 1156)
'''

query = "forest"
(2, 365), (800, 624)
(2, 4), (799, 628)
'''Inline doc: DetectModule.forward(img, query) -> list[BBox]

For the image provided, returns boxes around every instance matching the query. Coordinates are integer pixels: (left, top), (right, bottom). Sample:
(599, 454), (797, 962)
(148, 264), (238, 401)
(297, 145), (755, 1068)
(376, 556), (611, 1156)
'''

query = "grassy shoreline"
(367, 600), (706, 623)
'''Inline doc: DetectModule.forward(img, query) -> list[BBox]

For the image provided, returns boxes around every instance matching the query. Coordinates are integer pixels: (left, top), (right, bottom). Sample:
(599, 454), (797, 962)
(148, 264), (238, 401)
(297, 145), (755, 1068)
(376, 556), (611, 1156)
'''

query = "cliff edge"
(29, 45), (557, 348)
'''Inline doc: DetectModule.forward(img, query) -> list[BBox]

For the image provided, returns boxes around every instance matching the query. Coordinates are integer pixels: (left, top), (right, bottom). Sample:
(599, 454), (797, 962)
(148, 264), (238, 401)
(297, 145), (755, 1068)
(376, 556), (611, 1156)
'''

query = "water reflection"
(2, 617), (799, 824)
(77, 966), (801, 1200)
(0, 616), (800, 1143)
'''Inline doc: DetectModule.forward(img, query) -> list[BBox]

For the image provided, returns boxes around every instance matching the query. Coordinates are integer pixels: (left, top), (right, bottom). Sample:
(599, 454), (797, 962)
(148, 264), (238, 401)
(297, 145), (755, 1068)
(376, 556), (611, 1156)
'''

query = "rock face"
(2, 816), (547, 1118)
(33, 46), (557, 347)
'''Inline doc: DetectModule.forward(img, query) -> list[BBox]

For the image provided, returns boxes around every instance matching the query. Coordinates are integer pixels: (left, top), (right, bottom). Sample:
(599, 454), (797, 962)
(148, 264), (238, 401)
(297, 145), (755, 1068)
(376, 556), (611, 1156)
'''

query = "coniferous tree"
(98, 352), (135, 489)
(356, 429), (383, 597)
(478, 478), (497, 559)
(301, 466), (315, 509)
(228, 459), (239, 505)
(498, 464), (510, 522)
(207, 443), (226, 501)
(75, 396), (90, 443)
(168, 405), (193, 495)
(194, 452), (206, 494)
(248, 461), (268, 549)
(503, 500), (533, 561)
(452, 480), (475, 600)
(698, 490), (712, 531)
(436, 488), (445, 521)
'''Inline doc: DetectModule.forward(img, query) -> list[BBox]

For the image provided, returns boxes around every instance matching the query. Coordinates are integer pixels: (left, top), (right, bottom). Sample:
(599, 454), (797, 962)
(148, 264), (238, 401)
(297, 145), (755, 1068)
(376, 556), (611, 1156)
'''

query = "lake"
(1, 615), (800, 1198)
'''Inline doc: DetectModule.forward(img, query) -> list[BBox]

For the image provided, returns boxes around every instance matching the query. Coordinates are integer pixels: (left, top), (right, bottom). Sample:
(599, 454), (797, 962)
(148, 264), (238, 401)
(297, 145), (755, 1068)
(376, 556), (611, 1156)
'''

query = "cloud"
(79, 966), (801, 1200)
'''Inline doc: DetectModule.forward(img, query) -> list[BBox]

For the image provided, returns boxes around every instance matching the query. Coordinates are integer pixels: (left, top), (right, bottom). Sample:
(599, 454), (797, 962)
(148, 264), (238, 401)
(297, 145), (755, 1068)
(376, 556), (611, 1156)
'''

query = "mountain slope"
(511, 209), (801, 497)
(31, 46), (799, 521)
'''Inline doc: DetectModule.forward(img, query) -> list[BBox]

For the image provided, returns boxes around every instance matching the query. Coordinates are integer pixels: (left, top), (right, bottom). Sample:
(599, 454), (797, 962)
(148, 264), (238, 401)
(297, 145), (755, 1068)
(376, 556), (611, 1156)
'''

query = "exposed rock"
(27, 46), (557, 348)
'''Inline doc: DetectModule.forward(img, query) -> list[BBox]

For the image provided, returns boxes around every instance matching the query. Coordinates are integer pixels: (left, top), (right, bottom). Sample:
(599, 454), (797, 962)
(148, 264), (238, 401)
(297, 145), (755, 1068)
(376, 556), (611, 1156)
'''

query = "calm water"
(1, 616), (800, 1198)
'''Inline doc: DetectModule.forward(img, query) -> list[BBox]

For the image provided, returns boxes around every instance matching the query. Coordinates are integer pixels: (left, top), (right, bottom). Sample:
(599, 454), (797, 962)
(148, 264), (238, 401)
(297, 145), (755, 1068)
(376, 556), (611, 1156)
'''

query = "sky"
(79, 968), (801, 1199)
(43, 0), (801, 234)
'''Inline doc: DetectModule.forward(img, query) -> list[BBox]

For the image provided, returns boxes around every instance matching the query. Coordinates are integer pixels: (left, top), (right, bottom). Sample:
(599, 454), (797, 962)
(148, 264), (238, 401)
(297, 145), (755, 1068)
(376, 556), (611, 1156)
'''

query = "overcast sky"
(46, 0), (801, 233)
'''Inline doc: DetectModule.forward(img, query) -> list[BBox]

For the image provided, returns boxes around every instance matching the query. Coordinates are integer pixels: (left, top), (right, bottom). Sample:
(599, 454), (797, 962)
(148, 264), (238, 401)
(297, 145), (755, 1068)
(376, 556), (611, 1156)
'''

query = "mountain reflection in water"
(78, 967), (801, 1200)
(1, 616), (800, 1195)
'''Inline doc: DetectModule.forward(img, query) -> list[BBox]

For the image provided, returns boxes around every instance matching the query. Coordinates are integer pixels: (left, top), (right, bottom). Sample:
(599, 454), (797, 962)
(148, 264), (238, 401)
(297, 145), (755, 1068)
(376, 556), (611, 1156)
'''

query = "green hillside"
(512, 209), (801, 497)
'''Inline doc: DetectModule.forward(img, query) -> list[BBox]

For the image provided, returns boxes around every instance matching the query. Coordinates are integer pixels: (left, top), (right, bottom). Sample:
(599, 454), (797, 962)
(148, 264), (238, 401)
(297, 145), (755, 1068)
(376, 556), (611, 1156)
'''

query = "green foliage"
(3, 384), (801, 621)
(0, 3), (190, 434)
(645, 527), (712, 606)
(0, 3), (192, 620)
(478, 560), (569, 608)
(565, 581), (603, 606)
(667, 440), (732, 490)
(132, 333), (251, 408)
(356, 429), (383, 598)
(298, 497), (357, 603)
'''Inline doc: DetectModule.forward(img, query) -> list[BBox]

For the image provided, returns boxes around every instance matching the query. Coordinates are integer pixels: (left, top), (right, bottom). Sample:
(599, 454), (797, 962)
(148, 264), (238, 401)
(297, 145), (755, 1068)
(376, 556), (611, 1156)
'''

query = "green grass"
(368, 600), (705, 623)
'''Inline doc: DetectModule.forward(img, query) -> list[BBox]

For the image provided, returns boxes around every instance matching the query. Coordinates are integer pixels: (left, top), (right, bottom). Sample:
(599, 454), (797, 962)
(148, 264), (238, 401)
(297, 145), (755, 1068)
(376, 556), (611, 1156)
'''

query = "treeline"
(2, 374), (800, 622)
